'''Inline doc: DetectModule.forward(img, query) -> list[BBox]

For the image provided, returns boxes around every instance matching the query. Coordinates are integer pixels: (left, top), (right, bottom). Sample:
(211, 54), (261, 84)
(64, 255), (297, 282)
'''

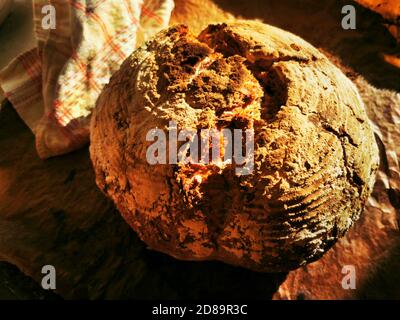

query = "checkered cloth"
(0, 0), (174, 158)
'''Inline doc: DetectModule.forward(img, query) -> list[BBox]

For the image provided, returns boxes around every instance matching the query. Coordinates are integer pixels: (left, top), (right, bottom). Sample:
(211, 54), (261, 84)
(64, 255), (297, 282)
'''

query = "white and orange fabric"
(0, 0), (174, 158)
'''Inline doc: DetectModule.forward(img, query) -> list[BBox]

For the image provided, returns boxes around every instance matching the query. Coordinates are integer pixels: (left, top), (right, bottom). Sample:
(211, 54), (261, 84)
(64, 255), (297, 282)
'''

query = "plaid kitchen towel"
(0, 0), (174, 158)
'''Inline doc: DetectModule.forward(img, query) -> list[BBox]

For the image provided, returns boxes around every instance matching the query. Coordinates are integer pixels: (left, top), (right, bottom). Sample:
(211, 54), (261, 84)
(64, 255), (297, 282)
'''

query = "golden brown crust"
(90, 21), (379, 272)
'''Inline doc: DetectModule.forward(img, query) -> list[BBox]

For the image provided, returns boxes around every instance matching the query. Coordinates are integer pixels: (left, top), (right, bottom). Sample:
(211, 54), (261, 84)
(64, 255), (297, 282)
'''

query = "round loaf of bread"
(90, 21), (379, 272)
